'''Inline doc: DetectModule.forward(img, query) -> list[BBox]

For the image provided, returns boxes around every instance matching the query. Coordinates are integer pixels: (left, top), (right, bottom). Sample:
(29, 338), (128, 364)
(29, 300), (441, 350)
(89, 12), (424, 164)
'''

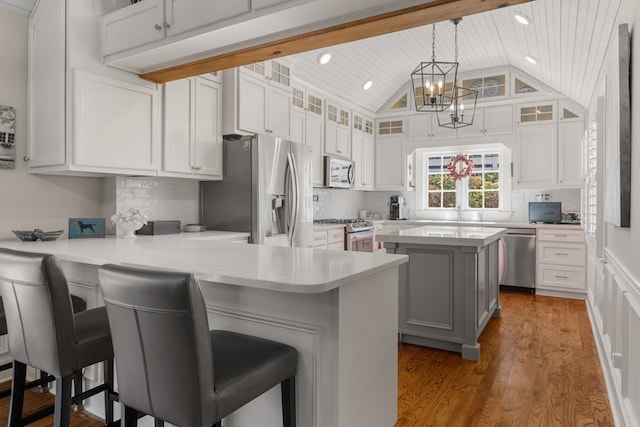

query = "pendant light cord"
(431, 23), (436, 62)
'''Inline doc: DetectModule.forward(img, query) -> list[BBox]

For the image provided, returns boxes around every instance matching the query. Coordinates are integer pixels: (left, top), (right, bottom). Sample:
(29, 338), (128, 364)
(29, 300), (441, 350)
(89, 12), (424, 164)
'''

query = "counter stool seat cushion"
(72, 307), (113, 368)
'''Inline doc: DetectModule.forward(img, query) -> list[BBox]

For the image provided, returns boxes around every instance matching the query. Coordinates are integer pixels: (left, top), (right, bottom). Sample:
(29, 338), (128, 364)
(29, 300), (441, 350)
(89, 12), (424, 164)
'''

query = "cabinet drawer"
(537, 242), (585, 266)
(537, 228), (584, 243)
(327, 242), (345, 251)
(537, 265), (586, 291)
(327, 228), (345, 245)
(313, 231), (328, 248)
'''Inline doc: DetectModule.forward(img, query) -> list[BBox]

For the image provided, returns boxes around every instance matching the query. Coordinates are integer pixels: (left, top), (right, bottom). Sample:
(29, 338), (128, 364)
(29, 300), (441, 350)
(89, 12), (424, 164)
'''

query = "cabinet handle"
(23, 156), (30, 161)
(555, 253), (568, 256)
(154, 24), (162, 30)
(164, 22), (171, 28)
(554, 234), (568, 238)
(555, 275), (569, 279)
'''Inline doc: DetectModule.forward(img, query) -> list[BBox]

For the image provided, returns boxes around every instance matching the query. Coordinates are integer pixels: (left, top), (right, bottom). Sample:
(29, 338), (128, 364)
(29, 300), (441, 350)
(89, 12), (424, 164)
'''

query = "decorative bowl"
(12, 230), (39, 241)
(34, 229), (64, 241)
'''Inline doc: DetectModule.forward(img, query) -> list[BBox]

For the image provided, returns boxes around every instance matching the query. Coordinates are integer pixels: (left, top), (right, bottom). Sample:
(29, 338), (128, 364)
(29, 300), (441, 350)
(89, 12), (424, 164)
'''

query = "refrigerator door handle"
(287, 152), (299, 245)
(498, 237), (507, 285)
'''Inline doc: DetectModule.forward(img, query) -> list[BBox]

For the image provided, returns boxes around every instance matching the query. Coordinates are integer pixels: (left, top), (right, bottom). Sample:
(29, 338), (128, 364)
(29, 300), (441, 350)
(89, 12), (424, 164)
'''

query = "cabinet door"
(73, 70), (159, 174)
(238, 73), (267, 134)
(163, 78), (193, 174)
(351, 131), (364, 189)
(167, 0), (250, 36)
(375, 137), (406, 189)
(103, 0), (165, 56)
(267, 85), (291, 139)
(558, 121), (583, 187)
(456, 109), (485, 137)
(483, 105), (513, 135)
(514, 124), (556, 188)
(291, 108), (305, 144)
(306, 113), (324, 186)
(28, 0), (65, 167)
(336, 126), (351, 159)
(193, 77), (222, 178)
(407, 114), (430, 140)
(362, 134), (375, 189)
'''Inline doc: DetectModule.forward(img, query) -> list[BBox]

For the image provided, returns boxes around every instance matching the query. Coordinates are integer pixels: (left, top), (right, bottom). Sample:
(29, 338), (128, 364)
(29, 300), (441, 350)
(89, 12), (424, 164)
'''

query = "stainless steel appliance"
(498, 228), (536, 293)
(324, 156), (354, 188)
(389, 195), (405, 220)
(201, 134), (313, 247)
(313, 219), (374, 252)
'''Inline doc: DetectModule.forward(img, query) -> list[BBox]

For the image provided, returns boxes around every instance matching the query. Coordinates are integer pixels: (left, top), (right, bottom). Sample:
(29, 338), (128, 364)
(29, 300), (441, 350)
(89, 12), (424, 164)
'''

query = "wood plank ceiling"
(1, 0), (621, 111)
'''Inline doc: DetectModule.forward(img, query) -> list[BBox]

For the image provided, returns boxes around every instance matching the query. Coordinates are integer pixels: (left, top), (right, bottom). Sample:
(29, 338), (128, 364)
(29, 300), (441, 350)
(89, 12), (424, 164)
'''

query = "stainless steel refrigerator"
(200, 134), (313, 247)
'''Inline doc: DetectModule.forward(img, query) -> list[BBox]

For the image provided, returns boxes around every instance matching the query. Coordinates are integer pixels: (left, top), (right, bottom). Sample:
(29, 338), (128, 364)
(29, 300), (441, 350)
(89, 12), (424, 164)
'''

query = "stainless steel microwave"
(324, 156), (354, 188)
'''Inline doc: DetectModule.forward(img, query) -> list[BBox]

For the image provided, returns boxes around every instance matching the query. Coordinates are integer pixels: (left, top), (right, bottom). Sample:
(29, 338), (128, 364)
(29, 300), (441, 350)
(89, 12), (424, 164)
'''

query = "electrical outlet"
(512, 192), (524, 202)
(313, 194), (319, 202)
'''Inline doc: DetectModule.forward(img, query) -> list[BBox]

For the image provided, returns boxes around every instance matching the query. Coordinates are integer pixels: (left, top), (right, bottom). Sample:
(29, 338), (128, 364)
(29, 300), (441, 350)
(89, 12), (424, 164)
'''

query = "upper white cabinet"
(28, 0), (161, 176)
(351, 112), (375, 190)
(102, 0), (251, 56)
(407, 114), (456, 140)
(514, 101), (585, 189)
(290, 84), (325, 187)
(456, 105), (513, 138)
(325, 100), (351, 159)
(375, 118), (406, 190)
(162, 75), (222, 180)
(222, 60), (293, 139)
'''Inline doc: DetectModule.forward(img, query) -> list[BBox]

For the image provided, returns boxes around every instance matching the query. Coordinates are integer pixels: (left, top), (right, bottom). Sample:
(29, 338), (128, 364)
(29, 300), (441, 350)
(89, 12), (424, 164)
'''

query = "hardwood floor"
(397, 291), (614, 427)
(0, 292), (614, 426)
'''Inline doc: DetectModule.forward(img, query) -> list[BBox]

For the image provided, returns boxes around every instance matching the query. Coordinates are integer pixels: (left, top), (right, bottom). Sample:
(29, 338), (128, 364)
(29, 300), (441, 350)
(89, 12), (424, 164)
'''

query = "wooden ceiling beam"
(141, 0), (532, 83)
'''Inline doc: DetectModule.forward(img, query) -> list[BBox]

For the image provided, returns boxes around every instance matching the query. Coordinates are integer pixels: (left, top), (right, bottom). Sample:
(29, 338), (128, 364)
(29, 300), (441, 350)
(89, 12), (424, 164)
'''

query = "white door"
(351, 131), (364, 189)
(305, 113), (324, 186)
(167, 0), (250, 36)
(375, 137), (406, 190)
(268, 85), (292, 139)
(362, 134), (375, 189)
(103, 0), (165, 55)
(163, 78), (193, 174)
(194, 77), (222, 178)
(558, 121), (584, 187)
(515, 124), (556, 188)
(238, 73), (267, 134)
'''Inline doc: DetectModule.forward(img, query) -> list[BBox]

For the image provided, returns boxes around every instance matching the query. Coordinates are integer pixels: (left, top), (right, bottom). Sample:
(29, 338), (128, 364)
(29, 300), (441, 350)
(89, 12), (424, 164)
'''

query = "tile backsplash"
(112, 177), (199, 233)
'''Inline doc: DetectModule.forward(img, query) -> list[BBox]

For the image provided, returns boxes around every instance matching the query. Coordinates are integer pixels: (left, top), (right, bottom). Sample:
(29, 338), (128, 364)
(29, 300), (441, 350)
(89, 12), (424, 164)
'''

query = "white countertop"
(376, 225), (507, 247)
(0, 231), (406, 294)
(376, 219), (582, 230)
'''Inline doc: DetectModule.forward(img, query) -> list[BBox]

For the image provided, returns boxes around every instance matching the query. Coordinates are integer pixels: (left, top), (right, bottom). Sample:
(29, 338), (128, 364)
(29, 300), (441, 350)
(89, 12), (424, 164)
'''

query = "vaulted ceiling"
(2, 0), (621, 112)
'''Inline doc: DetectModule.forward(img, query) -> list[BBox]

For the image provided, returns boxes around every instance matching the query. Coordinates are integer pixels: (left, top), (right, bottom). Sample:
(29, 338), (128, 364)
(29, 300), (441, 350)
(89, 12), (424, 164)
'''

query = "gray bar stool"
(0, 294), (87, 399)
(0, 248), (116, 426)
(98, 264), (298, 427)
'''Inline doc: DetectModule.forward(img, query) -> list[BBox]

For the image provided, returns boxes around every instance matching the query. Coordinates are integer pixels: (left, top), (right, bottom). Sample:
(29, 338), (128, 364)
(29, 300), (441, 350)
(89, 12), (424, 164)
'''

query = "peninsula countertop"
(0, 232), (407, 294)
(376, 225), (507, 247)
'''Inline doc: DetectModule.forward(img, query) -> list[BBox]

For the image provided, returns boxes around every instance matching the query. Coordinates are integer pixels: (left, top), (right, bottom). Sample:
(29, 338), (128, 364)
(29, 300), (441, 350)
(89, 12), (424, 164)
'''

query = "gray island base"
(377, 226), (507, 361)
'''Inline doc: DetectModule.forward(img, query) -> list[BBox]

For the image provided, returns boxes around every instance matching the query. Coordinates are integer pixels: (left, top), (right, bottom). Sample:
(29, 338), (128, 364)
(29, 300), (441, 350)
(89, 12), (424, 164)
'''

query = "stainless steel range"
(313, 219), (374, 252)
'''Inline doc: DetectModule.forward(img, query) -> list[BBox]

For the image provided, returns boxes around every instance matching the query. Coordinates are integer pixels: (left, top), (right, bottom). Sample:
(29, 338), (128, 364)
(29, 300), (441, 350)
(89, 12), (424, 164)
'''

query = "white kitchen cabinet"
(375, 137), (406, 190)
(313, 230), (328, 249)
(222, 63), (292, 139)
(514, 124), (556, 188)
(325, 101), (351, 159)
(28, 0), (161, 176)
(536, 228), (586, 295)
(327, 228), (345, 251)
(352, 112), (375, 190)
(557, 121), (584, 187)
(456, 105), (513, 138)
(407, 114), (456, 141)
(290, 84), (325, 186)
(102, 0), (251, 56)
(162, 76), (222, 180)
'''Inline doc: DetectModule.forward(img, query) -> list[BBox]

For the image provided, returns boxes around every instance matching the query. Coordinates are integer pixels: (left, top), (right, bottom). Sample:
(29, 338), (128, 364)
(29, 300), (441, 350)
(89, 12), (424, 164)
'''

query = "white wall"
(0, 8), (104, 240)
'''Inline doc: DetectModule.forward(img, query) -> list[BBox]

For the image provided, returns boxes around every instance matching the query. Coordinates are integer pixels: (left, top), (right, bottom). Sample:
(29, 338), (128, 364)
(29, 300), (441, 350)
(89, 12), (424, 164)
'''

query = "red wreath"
(447, 154), (474, 180)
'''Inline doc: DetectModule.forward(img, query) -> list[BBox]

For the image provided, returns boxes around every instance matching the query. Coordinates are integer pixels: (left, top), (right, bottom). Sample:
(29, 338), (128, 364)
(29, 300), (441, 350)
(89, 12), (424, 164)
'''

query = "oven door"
(346, 230), (374, 252)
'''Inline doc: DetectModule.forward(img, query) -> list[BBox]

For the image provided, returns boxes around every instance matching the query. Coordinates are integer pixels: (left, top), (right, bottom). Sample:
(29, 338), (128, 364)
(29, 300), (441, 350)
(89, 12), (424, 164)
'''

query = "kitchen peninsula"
(376, 225), (506, 361)
(0, 234), (407, 427)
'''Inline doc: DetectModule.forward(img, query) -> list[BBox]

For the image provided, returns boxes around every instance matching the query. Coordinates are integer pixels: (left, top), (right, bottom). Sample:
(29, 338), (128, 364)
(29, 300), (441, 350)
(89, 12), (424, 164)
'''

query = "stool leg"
(39, 369), (50, 392)
(8, 361), (27, 427)
(104, 358), (115, 425)
(213, 422), (222, 427)
(73, 369), (84, 411)
(53, 375), (72, 427)
(154, 419), (164, 427)
(123, 403), (138, 426)
(281, 376), (296, 427)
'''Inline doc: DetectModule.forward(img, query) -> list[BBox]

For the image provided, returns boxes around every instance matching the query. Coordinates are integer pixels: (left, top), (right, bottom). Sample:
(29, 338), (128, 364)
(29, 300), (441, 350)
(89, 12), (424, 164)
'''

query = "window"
(243, 61), (265, 76)
(426, 155), (457, 208)
(520, 104), (553, 123)
(339, 110), (349, 127)
(378, 120), (404, 135)
(292, 88), (304, 109)
(353, 114), (363, 131)
(365, 119), (374, 135)
(417, 146), (508, 213)
(308, 95), (322, 115)
(327, 105), (338, 123)
(467, 153), (500, 209)
(270, 61), (290, 86)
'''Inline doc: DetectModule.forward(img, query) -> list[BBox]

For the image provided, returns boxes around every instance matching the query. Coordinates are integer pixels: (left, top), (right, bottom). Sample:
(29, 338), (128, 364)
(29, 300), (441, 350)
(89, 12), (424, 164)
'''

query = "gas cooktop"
(314, 219), (374, 232)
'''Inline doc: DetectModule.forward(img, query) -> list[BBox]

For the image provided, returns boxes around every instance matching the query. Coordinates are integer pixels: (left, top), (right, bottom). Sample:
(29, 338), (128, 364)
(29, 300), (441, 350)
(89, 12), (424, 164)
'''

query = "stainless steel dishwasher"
(498, 228), (536, 294)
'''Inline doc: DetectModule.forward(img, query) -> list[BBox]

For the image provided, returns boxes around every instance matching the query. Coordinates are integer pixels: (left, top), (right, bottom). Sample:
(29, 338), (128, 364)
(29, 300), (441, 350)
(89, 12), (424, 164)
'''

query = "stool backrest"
(98, 264), (216, 426)
(0, 248), (76, 377)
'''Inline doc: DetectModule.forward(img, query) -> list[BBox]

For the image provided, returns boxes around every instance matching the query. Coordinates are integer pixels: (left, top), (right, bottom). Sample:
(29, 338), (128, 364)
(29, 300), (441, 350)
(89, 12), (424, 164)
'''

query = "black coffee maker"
(389, 195), (405, 220)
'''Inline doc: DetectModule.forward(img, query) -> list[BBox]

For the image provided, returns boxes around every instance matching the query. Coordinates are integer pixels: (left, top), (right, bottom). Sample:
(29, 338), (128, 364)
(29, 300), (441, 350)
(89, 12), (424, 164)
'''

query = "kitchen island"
(0, 233), (407, 427)
(376, 225), (506, 361)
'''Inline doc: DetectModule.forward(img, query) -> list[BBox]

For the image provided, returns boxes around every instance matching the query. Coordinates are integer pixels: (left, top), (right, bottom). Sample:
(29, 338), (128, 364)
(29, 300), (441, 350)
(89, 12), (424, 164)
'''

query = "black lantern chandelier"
(438, 18), (478, 129)
(411, 23), (458, 113)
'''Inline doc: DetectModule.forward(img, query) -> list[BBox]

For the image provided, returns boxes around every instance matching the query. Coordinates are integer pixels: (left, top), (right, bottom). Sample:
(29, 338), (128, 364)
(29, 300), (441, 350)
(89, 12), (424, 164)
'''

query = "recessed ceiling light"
(514, 12), (531, 25)
(362, 80), (373, 90)
(525, 55), (538, 65)
(318, 52), (331, 65)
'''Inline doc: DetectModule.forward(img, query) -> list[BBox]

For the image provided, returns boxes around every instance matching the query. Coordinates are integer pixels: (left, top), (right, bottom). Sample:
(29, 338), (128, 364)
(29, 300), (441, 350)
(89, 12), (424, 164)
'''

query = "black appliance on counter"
(528, 202), (562, 224)
(389, 195), (406, 220)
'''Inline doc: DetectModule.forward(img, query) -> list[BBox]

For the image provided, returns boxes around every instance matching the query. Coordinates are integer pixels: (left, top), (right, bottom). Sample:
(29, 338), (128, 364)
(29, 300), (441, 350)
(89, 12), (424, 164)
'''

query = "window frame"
(415, 144), (512, 215)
